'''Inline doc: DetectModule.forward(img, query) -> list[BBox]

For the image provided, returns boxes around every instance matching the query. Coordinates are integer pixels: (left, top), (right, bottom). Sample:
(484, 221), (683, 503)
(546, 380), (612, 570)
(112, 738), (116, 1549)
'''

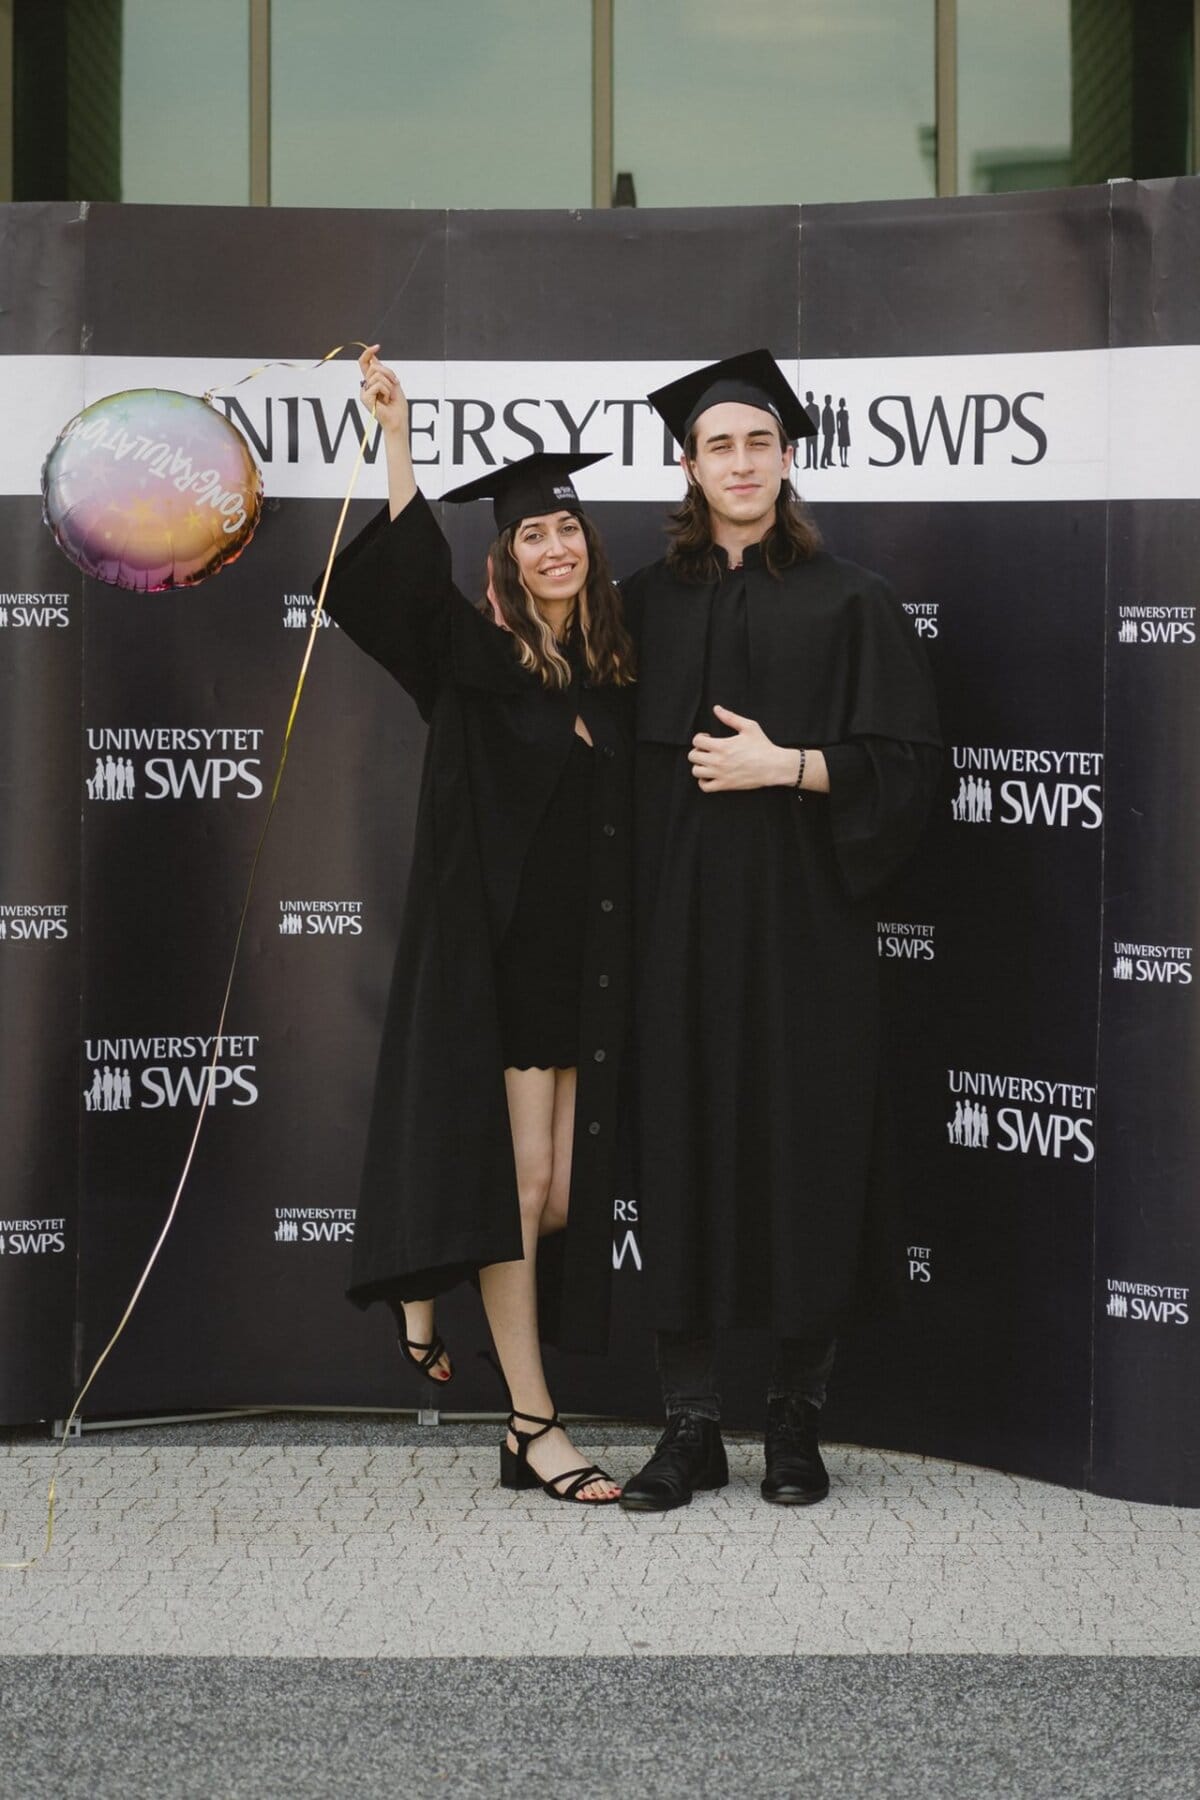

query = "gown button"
(602, 746), (615, 759)
(588, 1120), (601, 1135)
(598, 974), (609, 988)
(600, 899), (614, 912)
(603, 823), (616, 837)
(593, 1049), (606, 1063)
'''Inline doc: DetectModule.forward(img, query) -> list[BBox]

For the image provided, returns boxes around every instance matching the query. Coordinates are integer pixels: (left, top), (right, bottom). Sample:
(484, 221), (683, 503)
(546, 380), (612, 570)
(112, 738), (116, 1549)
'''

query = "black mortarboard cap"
(440, 451), (609, 534)
(647, 349), (816, 446)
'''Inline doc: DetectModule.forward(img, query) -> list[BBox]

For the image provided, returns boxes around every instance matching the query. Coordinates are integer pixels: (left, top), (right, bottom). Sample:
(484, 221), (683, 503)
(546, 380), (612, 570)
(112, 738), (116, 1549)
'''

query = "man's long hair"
(483, 511), (636, 689)
(665, 423), (822, 582)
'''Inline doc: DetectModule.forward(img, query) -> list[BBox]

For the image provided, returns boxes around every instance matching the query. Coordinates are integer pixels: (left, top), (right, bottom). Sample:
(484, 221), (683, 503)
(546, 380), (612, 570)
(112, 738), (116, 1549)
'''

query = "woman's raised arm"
(358, 344), (417, 519)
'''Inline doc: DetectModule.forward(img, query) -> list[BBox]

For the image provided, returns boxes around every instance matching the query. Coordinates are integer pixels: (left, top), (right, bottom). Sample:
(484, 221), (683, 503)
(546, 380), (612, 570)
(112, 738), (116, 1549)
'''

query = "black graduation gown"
(622, 541), (941, 1339)
(318, 492), (634, 1353)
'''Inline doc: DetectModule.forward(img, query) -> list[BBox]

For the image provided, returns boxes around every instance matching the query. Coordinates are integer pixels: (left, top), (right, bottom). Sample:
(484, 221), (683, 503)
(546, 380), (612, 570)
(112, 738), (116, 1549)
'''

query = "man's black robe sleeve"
(820, 577), (942, 902)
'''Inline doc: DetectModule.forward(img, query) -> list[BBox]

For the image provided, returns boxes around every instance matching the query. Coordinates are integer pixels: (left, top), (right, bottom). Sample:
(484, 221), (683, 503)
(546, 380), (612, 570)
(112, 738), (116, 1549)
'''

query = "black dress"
(494, 725), (595, 1070)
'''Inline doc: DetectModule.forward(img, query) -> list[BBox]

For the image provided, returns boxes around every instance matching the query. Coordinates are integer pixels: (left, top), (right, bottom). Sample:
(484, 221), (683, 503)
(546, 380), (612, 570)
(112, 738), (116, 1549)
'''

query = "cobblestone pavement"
(3, 1429), (1198, 1658)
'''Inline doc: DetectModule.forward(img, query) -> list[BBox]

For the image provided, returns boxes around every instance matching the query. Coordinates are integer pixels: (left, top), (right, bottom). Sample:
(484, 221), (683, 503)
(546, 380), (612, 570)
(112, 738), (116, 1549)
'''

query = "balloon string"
(2, 384), (378, 1571)
(200, 342), (376, 407)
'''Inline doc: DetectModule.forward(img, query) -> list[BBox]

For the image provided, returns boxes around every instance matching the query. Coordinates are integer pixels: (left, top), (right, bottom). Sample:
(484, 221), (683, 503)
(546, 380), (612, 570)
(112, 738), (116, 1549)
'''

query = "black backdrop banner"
(0, 204), (84, 1426)
(1, 186), (1196, 1507)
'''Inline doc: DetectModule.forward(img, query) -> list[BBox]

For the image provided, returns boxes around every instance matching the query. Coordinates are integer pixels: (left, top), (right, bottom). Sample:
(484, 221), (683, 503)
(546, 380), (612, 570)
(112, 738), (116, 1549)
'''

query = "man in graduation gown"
(618, 351), (941, 1513)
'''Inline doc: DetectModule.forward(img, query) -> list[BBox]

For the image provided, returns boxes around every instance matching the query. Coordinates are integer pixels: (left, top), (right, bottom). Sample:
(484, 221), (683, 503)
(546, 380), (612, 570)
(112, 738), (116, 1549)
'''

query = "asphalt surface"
(2, 1654), (1197, 1800)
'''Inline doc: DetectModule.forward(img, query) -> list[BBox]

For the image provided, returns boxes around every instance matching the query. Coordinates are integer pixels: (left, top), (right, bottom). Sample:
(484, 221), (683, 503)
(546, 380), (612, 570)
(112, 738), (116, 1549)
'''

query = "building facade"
(2, 0), (1197, 212)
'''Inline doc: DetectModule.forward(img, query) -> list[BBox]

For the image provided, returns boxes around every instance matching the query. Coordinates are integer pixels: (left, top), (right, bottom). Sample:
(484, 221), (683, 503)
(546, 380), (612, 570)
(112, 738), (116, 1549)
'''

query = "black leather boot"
(619, 1411), (728, 1513)
(761, 1396), (830, 1505)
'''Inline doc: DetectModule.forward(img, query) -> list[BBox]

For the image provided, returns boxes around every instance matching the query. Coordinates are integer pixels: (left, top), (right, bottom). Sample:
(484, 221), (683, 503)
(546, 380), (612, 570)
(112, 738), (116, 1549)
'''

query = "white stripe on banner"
(6, 348), (1200, 503)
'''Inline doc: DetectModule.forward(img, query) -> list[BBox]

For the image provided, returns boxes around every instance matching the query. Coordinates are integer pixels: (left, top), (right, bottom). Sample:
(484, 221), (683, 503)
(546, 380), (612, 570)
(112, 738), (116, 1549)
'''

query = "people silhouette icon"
(804, 391), (819, 469)
(820, 395), (835, 469)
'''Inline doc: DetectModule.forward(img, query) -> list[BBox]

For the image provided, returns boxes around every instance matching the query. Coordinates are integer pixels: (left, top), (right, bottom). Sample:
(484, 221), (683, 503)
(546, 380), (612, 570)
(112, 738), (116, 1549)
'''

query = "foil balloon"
(41, 388), (264, 591)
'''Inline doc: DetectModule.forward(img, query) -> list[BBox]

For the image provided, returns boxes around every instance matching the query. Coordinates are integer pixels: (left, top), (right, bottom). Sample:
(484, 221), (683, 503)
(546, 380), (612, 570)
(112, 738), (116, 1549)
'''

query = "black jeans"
(656, 1329), (837, 1423)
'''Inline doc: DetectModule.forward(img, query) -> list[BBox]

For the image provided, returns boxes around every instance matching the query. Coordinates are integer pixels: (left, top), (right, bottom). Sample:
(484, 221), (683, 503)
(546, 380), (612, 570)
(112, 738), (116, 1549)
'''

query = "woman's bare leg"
(539, 1067), (576, 1236)
(478, 1065), (618, 1501)
(479, 1067), (555, 1418)
(392, 1297), (451, 1381)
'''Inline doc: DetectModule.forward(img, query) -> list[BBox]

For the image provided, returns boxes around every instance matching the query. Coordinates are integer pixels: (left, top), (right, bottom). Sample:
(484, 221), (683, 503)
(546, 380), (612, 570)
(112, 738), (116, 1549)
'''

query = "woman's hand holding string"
(358, 345), (416, 518)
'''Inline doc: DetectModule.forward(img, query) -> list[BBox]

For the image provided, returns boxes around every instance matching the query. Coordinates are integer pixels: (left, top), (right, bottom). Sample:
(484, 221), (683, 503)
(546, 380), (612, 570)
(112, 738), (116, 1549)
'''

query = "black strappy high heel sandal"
(393, 1303), (453, 1385)
(500, 1408), (620, 1505)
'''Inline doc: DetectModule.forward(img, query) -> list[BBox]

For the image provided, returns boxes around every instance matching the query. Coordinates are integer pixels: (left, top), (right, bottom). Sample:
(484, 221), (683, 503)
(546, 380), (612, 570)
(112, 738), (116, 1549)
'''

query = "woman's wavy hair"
(482, 510), (635, 689)
(665, 421), (822, 582)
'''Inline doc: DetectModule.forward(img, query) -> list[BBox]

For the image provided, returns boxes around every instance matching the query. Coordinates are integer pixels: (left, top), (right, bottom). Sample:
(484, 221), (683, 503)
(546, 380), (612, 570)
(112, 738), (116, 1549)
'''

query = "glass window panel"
(958, 0), (1072, 194)
(272, 0), (591, 208)
(121, 0), (250, 204)
(613, 0), (936, 207)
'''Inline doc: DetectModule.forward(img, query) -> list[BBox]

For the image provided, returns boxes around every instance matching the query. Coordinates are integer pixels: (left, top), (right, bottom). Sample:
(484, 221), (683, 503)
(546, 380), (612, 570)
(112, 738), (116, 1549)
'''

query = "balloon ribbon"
(2, 347), (380, 1569)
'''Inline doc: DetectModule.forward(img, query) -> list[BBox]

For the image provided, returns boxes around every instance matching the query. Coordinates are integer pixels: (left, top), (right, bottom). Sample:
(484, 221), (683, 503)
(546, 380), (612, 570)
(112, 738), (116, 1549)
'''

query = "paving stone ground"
(2, 1426), (1197, 1658)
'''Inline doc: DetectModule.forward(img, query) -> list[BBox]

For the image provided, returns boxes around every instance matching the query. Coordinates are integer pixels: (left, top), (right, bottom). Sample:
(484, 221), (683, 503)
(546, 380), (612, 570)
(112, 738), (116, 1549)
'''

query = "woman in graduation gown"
(318, 347), (635, 1505)
(618, 351), (942, 1513)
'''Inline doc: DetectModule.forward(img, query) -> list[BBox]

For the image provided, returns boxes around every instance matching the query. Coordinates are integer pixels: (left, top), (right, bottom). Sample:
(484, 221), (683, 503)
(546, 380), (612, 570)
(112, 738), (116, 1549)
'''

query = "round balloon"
(41, 388), (264, 591)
